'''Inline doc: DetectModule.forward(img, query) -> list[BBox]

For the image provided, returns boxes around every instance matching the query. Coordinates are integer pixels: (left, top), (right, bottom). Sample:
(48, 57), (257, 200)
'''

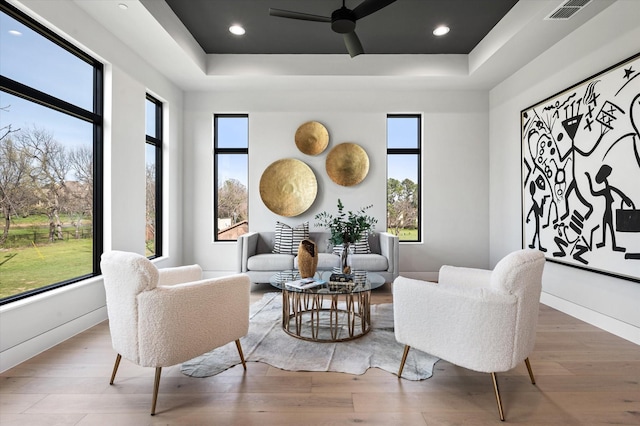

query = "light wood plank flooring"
(1, 284), (639, 425)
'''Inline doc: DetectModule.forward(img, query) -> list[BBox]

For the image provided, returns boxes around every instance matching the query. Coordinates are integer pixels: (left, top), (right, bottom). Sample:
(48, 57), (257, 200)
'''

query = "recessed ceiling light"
(8, 29), (22, 36)
(433, 25), (450, 36)
(229, 25), (245, 36)
(118, 3), (128, 10)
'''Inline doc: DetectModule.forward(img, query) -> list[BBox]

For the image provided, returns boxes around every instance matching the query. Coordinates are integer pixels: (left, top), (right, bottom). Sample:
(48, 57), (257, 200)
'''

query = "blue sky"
(216, 116), (249, 187)
(386, 116), (420, 183)
(0, 12), (92, 108)
(0, 11), (92, 151)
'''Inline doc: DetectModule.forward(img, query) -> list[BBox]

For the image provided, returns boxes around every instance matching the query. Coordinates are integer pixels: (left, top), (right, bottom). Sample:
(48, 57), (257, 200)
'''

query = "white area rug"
(181, 292), (438, 380)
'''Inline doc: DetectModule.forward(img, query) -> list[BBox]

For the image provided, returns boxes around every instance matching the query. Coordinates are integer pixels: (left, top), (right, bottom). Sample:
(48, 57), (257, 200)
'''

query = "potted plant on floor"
(315, 199), (378, 274)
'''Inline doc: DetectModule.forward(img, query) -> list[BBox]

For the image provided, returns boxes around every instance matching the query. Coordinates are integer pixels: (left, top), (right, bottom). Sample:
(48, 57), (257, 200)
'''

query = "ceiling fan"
(269, 0), (397, 58)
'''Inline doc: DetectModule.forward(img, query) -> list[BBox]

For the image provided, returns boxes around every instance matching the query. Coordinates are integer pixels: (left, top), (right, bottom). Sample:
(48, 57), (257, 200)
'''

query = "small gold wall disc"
(259, 158), (318, 216)
(295, 121), (329, 155)
(325, 142), (369, 186)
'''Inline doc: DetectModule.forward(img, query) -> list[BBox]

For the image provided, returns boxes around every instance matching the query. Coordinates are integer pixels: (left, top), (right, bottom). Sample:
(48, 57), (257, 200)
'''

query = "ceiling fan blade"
(343, 32), (364, 58)
(352, 0), (397, 20)
(269, 8), (331, 23)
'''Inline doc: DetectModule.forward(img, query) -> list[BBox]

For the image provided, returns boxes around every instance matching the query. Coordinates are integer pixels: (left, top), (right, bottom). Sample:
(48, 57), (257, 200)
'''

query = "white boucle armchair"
(100, 251), (250, 415)
(393, 249), (545, 421)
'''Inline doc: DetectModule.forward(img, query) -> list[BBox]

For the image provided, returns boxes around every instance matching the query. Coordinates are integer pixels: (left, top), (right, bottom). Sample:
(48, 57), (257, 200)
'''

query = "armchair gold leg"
(491, 372), (505, 421)
(109, 354), (122, 385)
(398, 345), (410, 378)
(235, 339), (247, 370)
(524, 357), (536, 385)
(150, 367), (162, 416)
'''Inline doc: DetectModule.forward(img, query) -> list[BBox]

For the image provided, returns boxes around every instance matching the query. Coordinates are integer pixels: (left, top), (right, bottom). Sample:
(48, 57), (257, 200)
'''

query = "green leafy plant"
(314, 199), (378, 246)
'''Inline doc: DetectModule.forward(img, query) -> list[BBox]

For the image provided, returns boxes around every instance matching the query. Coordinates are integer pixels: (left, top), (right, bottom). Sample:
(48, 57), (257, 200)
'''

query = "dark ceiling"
(165, 0), (519, 55)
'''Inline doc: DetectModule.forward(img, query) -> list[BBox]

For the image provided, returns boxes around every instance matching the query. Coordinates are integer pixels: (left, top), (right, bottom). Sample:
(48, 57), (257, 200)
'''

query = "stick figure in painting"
(585, 164), (634, 252)
(526, 179), (548, 252)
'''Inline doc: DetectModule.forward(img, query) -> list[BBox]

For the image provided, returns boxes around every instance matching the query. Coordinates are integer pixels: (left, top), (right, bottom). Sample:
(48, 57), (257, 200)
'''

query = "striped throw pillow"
(353, 234), (371, 254)
(331, 234), (371, 255)
(272, 221), (309, 254)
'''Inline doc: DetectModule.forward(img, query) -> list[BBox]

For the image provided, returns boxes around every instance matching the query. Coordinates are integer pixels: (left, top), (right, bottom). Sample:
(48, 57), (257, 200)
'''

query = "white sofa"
(237, 231), (399, 284)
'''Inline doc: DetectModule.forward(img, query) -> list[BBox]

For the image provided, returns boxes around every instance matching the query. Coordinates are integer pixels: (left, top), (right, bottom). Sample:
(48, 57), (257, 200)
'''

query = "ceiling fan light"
(433, 25), (450, 36)
(229, 25), (246, 35)
(331, 7), (356, 34)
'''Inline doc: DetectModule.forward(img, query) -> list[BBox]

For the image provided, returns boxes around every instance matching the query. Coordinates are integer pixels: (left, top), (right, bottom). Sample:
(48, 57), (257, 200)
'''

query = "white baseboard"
(0, 306), (108, 373)
(540, 292), (640, 345)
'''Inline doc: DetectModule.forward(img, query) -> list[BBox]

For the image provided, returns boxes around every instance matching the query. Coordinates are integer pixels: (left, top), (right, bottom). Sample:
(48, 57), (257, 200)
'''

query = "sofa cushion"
(247, 253), (295, 271)
(272, 221), (309, 254)
(294, 252), (339, 270)
(349, 254), (388, 272)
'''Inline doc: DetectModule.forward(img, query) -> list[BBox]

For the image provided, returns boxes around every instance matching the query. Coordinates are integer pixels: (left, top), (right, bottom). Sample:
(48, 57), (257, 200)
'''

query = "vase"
(298, 239), (318, 278)
(341, 242), (352, 274)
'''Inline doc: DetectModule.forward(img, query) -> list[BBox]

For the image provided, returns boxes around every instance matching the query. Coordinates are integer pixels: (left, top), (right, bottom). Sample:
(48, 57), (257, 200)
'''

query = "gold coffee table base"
(282, 288), (371, 342)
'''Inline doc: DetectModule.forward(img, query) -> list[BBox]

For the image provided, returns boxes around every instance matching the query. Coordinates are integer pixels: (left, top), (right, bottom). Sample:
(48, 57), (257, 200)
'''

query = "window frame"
(213, 113), (248, 242)
(386, 114), (422, 243)
(0, 0), (103, 304)
(145, 94), (163, 258)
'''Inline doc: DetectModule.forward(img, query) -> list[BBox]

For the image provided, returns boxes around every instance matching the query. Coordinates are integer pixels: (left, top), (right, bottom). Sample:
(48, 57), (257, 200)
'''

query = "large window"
(0, 1), (103, 304)
(214, 115), (248, 241)
(387, 114), (421, 242)
(145, 95), (162, 258)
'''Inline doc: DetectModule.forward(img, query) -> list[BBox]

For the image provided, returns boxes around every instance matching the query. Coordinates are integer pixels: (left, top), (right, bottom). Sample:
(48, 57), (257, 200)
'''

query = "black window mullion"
(1, 75), (101, 123)
(216, 147), (247, 155)
(387, 148), (420, 155)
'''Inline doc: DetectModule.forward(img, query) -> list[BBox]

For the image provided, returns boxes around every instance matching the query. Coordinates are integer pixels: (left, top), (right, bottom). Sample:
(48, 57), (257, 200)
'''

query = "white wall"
(489, 0), (640, 344)
(182, 88), (490, 277)
(0, 0), (185, 371)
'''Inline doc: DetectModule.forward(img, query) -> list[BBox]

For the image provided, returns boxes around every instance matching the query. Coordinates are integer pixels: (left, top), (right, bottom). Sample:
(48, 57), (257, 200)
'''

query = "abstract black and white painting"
(521, 53), (640, 282)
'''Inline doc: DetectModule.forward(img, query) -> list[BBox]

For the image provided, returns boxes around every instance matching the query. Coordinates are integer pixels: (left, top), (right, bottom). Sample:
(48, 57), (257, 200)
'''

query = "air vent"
(545, 0), (592, 20)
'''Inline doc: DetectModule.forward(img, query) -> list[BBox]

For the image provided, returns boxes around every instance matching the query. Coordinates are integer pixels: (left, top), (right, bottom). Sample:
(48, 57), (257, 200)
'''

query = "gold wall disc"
(295, 121), (329, 155)
(325, 142), (369, 186)
(259, 158), (318, 216)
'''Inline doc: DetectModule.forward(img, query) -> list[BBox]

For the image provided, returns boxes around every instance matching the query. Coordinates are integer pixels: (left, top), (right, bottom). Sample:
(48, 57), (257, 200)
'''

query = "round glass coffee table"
(272, 271), (384, 342)
(269, 270), (385, 290)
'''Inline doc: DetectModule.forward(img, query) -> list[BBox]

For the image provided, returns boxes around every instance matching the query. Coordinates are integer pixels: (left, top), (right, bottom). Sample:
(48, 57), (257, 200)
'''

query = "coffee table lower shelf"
(282, 288), (371, 342)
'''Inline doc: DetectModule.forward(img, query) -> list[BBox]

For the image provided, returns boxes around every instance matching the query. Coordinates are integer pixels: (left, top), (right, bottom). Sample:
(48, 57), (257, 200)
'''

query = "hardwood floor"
(1, 283), (639, 425)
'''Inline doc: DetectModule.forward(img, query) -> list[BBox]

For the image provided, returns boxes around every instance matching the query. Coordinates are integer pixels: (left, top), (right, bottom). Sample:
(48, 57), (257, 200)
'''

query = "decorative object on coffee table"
(325, 142), (369, 186)
(329, 272), (355, 291)
(259, 158), (317, 217)
(315, 199), (377, 274)
(297, 238), (318, 278)
(340, 245), (352, 274)
(295, 121), (329, 155)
